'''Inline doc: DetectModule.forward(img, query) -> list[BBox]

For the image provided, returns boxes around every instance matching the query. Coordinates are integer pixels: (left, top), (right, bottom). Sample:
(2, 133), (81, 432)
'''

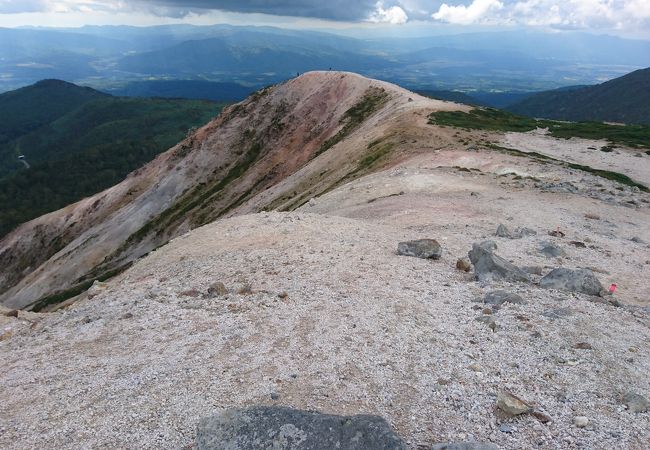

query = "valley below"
(1, 72), (649, 449)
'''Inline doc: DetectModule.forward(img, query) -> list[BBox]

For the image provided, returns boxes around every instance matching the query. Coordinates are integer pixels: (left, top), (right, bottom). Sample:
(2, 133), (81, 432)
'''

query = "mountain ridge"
(0, 72), (461, 310)
(508, 67), (650, 125)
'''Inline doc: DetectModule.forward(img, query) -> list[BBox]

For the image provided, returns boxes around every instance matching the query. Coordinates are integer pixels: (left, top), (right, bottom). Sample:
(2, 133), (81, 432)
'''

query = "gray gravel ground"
(1, 211), (648, 449)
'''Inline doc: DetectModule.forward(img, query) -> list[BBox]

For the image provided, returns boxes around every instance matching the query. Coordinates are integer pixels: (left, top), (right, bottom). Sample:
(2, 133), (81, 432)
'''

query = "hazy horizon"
(1, 1), (649, 40)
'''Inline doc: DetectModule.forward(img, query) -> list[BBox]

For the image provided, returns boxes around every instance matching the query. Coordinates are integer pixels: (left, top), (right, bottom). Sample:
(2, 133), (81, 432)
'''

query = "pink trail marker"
(608, 283), (617, 293)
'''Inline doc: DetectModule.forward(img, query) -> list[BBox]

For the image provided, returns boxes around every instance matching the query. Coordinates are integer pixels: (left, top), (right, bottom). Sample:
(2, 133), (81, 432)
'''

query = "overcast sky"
(1, 0), (649, 38)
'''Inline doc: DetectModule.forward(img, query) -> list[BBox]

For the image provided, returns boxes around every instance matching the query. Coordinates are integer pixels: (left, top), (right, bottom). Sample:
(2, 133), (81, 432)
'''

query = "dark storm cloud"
(139, 0), (380, 21)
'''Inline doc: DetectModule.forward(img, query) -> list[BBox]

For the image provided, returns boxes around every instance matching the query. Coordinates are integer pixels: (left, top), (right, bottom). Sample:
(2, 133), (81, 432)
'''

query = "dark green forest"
(0, 80), (226, 237)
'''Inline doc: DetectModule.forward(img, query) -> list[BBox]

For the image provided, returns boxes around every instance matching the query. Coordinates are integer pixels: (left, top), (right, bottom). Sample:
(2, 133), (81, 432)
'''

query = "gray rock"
(539, 242), (566, 258)
(475, 315), (497, 331)
(542, 307), (574, 320)
(630, 236), (646, 244)
(431, 444), (498, 450)
(515, 227), (537, 237)
(539, 268), (603, 296)
(522, 266), (544, 276)
(483, 290), (525, 306)
(207, 282), (228, 297)
(496, 391), (533, 416)
(622, 392), (649, 413)
(495, 224), (513, 238)
(468, 242), (530, 283)
(573, 416), (589, 428)
(495, 224), (536, 239)
(397, 239), (442, 260)
(456, 258), (472, 272)
(197, 406), (407, 450)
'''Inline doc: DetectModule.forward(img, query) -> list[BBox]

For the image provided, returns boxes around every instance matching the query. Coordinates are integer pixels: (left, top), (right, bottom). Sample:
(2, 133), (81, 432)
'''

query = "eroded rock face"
(468, 241), (530, 283)
(196, 406), (406, 450)
(397, 239), (442, 260)
(539, 268), (603, 296)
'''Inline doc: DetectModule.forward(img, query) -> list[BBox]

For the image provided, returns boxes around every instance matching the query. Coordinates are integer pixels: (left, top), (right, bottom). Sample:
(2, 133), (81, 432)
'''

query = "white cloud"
(432, 0), (504, 25)
(368, 1), (408, 24)
(428, 0), (650, 34)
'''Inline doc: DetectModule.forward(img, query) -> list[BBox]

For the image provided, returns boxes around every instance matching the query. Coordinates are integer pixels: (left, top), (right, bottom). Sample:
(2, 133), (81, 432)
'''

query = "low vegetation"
(488, 144), (648, 192)
(428, 108), (650, 149)
(316, 87), (389, 157)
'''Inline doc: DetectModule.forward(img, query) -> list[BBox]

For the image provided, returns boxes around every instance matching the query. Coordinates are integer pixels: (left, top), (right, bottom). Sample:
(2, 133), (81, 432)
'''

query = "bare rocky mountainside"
(1, 72), (649, 449)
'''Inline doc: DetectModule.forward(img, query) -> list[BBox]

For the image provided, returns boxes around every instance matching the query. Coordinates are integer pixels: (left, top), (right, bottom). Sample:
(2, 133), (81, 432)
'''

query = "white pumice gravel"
(1, 211), (648, 449)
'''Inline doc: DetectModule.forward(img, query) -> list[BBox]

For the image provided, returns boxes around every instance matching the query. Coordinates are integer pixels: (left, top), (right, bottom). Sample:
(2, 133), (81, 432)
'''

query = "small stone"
(573, 416), (589, 428)
(483, 290), (525, 306)
(475, 315), (497, 331)
(499, 424), (515, 433)
(495, 224), (513, 238)
(0, 330), (12, 341)
(120, 312), (134, 320)
(539, 242), (566, 258)
(532, 411), (552, 423)
(277, 291), (288, 299)
(87, 280), (108, 299)
(569, 241), (587, 248)
(573, 342), (593, 350)
(456, 258), (472, 272)
(630, 236), (646, 244)
(481, 307), (493, 315)
(622, 392), (649, 413)
(4, 309), (19, 318)
(207, 282), (228, 297)
(397, 239), (442, 259)
(496, 391), (533, 416)
(270, 392), (279, 400)
(585, 213), (601, 220)
(468, 363), (482, 372)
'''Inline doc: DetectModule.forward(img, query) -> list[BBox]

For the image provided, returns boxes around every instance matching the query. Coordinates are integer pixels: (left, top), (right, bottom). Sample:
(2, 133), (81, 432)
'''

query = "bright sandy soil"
(1, 73), (649, 449)
(1, 143), (649, 449)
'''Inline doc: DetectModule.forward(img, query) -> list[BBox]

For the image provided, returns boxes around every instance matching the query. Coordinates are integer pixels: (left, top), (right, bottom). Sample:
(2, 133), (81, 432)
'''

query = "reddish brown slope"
(0, 72), (459, 310)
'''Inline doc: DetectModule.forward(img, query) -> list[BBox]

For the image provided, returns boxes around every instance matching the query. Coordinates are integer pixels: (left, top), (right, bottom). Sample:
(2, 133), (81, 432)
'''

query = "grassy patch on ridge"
(428, 107), (650, 149)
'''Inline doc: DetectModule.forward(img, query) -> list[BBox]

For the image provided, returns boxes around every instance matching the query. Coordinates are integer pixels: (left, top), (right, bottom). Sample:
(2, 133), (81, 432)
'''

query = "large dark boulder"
(431, 444), (499, 450)
(539, 268), (603, 296)
(397, 239), (442, 259)
(468, 241), (530, 282)
(197, 406), (407, 450)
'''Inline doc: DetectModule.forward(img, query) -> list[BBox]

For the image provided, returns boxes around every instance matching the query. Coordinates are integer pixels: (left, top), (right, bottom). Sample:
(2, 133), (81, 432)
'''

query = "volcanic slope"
(1, 72), (650, 449)
(0, 72), (463, 310)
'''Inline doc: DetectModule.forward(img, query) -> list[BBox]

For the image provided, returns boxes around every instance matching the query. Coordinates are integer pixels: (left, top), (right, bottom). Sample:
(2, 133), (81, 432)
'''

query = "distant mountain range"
(0, 80), (225, 237)
(103, 80), (255, 102)
(508, 68), (650, 125)
(1, 25), (649, 94)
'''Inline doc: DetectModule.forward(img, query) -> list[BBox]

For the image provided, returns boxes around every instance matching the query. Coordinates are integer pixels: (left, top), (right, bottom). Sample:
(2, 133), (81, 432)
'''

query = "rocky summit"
(1, 72), (649, 449)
